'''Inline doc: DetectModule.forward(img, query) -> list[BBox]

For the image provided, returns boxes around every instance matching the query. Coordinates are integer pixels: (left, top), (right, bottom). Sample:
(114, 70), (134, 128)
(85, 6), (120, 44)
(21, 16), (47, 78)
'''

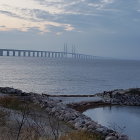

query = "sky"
(0, 0), (140, 60)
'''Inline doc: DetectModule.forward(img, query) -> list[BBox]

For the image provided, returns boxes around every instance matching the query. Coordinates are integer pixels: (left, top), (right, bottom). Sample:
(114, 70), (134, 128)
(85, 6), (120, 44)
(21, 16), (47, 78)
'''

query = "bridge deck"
(0, 49), (94, 60)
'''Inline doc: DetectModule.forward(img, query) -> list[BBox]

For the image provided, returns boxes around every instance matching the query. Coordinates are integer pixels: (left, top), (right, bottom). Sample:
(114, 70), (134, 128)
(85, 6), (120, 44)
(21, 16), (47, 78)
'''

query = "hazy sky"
(0, 0), (140, 59)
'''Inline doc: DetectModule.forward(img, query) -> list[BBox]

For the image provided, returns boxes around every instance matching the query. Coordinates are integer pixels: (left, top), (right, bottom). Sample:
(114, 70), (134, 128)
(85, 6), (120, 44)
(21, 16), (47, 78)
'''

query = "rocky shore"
(69, 88), (140, 112)
(0, 87), (139, 140)
(98, 88), (140, 106)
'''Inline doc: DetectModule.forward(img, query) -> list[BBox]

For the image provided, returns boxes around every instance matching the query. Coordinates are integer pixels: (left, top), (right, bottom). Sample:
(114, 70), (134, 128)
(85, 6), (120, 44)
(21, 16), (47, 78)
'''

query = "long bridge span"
(0, 49), (94, 60)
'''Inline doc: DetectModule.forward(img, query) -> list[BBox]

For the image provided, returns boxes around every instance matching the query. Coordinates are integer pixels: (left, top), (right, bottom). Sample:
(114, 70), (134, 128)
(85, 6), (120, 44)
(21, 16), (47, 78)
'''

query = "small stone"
(87, 124), (94, 129)
(105, 136), (117, 140)
(96, 127), (104, 133)
(75, 123), (81, 129)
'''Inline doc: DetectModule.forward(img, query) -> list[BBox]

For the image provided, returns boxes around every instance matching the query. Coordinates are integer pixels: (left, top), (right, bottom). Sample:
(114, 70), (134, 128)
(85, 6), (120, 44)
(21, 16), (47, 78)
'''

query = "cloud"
(0, 0), (140, 35)
(0, 12), (74, 33)
(0, 0), (75, 33)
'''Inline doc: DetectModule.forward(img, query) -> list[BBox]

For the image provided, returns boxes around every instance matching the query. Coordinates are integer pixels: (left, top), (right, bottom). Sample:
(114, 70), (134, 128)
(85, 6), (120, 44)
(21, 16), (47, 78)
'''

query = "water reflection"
(84, 106), (140, 140)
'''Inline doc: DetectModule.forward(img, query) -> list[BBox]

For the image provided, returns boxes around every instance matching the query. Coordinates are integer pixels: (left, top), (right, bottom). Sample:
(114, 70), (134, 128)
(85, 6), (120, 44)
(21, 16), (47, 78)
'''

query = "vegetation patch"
(0, 96), (41, 112)
(0, 96), (25, 110)
(59, 131), (103, 140)
(126, 88), (140, 95)
(0, 110), (9, 126)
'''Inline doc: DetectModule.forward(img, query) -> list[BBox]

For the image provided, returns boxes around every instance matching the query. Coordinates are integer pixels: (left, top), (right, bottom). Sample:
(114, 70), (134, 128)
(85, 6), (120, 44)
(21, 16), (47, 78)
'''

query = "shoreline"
(43, 88), (140, 112)
(0, 87), (139, 140)
(67, 88), (140, 112)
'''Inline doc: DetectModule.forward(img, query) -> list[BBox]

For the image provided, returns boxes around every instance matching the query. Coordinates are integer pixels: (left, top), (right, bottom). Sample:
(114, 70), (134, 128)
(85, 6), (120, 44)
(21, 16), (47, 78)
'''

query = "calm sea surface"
(0, 57), (140, 95)
(84, 106), (140, 140)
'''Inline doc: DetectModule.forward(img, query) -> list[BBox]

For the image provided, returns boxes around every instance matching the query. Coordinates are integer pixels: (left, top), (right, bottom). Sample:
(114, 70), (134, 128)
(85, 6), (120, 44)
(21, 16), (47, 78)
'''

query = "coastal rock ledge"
(0, 87), (138, 140)
(69, 88), (140, 112)
(97, 88), (140, 106)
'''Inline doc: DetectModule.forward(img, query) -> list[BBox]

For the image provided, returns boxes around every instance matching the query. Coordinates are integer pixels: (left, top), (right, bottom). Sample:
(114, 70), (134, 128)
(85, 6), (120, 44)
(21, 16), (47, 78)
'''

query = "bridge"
(0, 49), (94, 60)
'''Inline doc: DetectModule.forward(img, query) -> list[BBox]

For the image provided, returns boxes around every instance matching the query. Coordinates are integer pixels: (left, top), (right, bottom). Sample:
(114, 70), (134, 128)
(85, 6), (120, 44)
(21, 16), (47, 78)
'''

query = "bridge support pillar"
(52, 52), (54, 58)
(45, 52), (47, 57)
(41, 52), (43, 57)
(58, 53), (60, 58)
(23, 52), (26, 57)
(37, 52), (39, 57)
(13, 51), (15, 56)
(0, 50), (3, 56)
(55, 53), (57, 58)
(48, 52), (50, 58)
(7, 51), (10, 56)
(33, 52), (35, 57)
(28, 52), (31, 57)
(18, 51), (21, 57)
(61, 53), (63, 58)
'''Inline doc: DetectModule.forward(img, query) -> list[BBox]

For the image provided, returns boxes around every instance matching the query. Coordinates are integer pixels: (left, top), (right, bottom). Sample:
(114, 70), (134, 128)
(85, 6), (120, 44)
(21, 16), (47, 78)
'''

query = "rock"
(68, 120), (74, 124)
(64, 113), (74, 121)
(51, 107), (57, 113)
(75, 122), (82, 129)
(81, 127), (87, 131)
(58, 115), (64, 121)
(87, 124), (94, 129)
(107, 133), (116, 136)
(118, 135), (129, 140)
(8, 88), (16, 93)
(96, 127), (105, 133)
(105, 136), (117, 140)
(85, 121), (92, 126)
(118, 138), (128, 140)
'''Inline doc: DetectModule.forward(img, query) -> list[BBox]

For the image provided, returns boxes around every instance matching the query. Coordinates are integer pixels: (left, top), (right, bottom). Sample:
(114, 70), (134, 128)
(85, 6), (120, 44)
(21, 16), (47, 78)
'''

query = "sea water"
(84, 106), (140, 140)
(0, 57), (140, 95)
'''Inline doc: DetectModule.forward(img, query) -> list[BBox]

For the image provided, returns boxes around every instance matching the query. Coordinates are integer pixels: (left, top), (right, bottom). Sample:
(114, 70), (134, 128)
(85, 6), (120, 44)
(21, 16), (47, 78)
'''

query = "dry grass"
(0, 110), (9, 126)
(0, 96), (42, 112)
(0, 96), (25, 110)
(59, 131), (103, 140)
(0, 96), (103, 140)
(20, 130), (103, 140)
